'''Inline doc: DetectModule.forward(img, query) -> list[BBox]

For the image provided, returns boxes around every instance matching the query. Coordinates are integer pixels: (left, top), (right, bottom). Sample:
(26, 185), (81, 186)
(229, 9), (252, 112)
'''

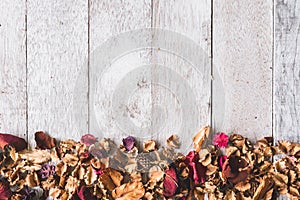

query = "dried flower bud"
(222, 155), (250, 184)
(163, 167), (178, 197)
(122, 136), (135, 151)
(81, 134), (97, 147)
(213, 132), (229, 148)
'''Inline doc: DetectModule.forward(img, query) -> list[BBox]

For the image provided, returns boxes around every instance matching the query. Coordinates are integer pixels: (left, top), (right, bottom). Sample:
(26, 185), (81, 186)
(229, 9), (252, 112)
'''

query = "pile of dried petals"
(0, 126), (300, 199)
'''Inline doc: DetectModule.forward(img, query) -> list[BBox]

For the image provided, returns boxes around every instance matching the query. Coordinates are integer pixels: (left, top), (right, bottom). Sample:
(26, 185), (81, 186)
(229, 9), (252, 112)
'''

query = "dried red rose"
(219, 155), (227, 168)
(0, 179), (11, 199)
(74, 186), (97, 200)
(163, 167), (178, 197)
(35, 131), (56, 150)
(213, 132), (229, 148)
(122, 136), (135, 151)
(81, 134), (97, 146)
(184, 151), (206, 184)
(222, 155), (250, 184)
(0, 133), (27, 152)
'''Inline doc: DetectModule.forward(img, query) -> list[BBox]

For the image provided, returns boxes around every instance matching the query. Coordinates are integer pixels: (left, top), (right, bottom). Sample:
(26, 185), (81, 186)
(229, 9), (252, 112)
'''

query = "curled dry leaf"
(100, 168), (123, 191)
(0, 133), (27, 152)
(144, 140), (157, 152)
(166, 134), (180, 149)
(112, 181), (145, 200)
(253, 177), (274, 200)
(19, 149), (51, 164)
(35, 131), (56, 150)
(193, 126), (210, 152)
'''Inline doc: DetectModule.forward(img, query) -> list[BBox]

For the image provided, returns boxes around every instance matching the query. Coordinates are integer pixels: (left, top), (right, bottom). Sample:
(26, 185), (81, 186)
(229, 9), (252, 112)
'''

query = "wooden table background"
(0, 0), (299, 166)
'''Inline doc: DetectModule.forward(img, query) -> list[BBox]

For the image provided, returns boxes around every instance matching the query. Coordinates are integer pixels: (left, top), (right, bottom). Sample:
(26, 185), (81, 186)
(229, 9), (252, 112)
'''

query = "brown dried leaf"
(253, 177), (274, 200)
(65, 176), (80, 194)
(193, 126), (210, 152)
(35, 131), (56, 150)
(112, 181), (145, 200)
(144, 140), (157, 152)
(19, 149), (51, 164)
(166, 134), (180, 149)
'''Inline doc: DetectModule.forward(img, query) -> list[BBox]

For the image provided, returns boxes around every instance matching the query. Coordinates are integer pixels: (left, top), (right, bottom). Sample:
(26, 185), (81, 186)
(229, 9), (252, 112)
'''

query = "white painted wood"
(213, 0), (273, 142)
(27, 0), (88, 148)
(152, 0), (211, 152)
(275, 0), (300, 143)
(89, 0), (152, 144)
(0, 0), (27, 138)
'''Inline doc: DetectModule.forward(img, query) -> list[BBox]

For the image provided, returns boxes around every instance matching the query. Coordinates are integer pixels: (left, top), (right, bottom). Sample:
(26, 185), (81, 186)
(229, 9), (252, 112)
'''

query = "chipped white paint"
(213, 0), (273, 142)
(27, 0), (88, 148)
(0, 0), (27, 138)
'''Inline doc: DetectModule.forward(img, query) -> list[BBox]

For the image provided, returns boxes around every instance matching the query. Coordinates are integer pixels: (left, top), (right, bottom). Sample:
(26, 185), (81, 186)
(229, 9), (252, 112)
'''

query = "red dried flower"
(163, 167), (178, 197)
(0, 179), (11, 200)
(222, 155), (250, 184)
(0, 133), (27, 152)
(219, 155), (227, 168)
(81, 134), (97, 146)
(122, 136), (135, 151)
(213, 132), (229, 148)
(184, 151), (206, 184)
(74, 186), (97, 200)
(35, 131), (56, 150)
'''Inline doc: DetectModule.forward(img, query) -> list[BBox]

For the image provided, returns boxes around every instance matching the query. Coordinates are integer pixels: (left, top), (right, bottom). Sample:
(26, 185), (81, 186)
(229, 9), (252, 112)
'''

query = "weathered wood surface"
(152, 0), (211, 152)
(89, 0), (152, 144)
(27, 0), (88, 148)
(275, 0), (300, 143)
(0, 0), (27, 138)
(0, 0), (299, 167)
(213, 0), (273, 142)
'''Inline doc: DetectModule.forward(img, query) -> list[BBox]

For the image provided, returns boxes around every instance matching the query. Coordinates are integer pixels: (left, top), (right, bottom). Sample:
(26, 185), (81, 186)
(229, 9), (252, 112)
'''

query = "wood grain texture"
(275, 0), (300, 143)
(0, 0), (27, 138)
(89, 0), (152, 143)
(27, 0), (88, 148)
(213, 0), (273, 142)
(152, 0), (211, 152)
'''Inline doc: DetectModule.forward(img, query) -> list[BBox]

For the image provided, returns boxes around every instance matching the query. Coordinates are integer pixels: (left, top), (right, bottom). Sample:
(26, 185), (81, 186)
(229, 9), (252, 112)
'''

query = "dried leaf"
(35, 131), (56, 150)
(193, 126), (210, 152)
(112, 181), (145, 200)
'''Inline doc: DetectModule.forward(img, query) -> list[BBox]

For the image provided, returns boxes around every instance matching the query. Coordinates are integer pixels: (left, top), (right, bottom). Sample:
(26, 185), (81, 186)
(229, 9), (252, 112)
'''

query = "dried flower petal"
(39, 164), (55, 179)
(0, 179), (11, 199)
(112, 181), (145, 200)
(0, 133), (27, 152)
(222, 155), (250, 184)
(213, 132), (229, 148)
(122, 136), (135, 151)
(163, 167), (178, 197)
(184, 151), (206, 184)
(81, 134), (97, 146)
(35, 131), (56, 150)
(75, 186), (97, 200)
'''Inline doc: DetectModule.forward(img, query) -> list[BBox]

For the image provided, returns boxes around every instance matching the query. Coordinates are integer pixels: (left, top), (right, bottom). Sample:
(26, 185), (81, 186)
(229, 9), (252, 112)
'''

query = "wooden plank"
(27, 0), (88, 148)
(152, 0), (211, 152)
(275, 0), (300, 143)
(213, 0), (273, 142)
(89, 0), (152, 143)
(0, 0), (27, 138)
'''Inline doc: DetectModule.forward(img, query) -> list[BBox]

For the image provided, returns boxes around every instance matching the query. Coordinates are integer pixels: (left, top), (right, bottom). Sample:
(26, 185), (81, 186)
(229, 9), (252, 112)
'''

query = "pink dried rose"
(81, 134), (97, 146)
(213, 132), (229, 148)
(222, 155), (250, 184)
(0, 133), (27, 152)
(0, 179), (11, 200)
(163, 167), (178, 197)
(122, 136), (135, 151)
(184, 151), (206, 184)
